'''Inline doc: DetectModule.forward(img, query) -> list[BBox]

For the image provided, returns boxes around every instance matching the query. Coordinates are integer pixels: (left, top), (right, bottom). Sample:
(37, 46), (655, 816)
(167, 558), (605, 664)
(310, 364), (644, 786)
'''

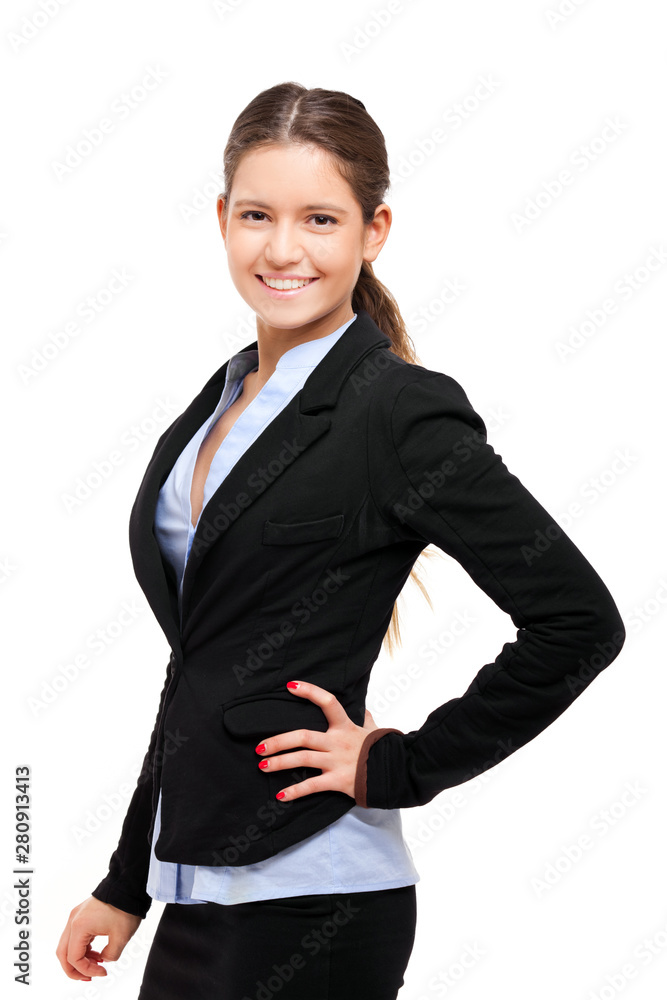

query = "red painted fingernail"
(287, 681), (299, 689)
(258, 760), (269, 769)
(276, 791), (286, 799)
(255, 744), (266, 753)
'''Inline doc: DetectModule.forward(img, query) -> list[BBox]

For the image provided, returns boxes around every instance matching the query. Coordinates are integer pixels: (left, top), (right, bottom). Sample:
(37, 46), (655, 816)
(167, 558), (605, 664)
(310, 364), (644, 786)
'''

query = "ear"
(217, 194), (227, 246)
(363, 203), (392, 264)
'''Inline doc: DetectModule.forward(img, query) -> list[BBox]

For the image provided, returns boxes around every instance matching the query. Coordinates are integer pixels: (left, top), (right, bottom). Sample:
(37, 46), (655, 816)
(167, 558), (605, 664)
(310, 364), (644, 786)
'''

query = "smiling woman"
(218, 140), (387, 334)
(56, 81), (625, 1000)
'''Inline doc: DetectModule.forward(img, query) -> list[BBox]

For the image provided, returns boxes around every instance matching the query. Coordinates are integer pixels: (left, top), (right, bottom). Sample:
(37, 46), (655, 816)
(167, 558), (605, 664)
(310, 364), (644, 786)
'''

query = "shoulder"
(359, 347), (486, 439)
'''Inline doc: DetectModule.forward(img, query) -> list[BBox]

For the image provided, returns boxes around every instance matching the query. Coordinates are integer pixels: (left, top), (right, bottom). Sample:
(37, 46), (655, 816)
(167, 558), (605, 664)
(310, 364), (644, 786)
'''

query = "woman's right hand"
(56, 896), (142, 981)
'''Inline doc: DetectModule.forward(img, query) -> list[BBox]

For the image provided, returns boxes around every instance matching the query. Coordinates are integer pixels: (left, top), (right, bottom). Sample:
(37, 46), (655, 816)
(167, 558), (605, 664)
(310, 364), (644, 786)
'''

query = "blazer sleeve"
(355, 371), (626, 810)
(89, 657), (172, 919)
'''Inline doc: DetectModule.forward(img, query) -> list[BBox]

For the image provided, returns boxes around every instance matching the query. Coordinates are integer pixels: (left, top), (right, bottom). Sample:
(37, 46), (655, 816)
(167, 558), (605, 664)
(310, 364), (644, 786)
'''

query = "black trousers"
(137, 884), (417, 1000)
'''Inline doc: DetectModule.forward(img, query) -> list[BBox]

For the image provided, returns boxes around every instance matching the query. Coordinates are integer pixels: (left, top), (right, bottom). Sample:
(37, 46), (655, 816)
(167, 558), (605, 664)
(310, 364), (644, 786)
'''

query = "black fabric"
(137, 884), (417, 1000)
(90, 308), (626, 919)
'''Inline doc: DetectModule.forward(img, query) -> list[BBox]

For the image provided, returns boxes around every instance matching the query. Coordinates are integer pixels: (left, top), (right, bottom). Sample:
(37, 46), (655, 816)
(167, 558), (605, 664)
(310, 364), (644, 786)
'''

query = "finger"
(363, 709), (379, 731)
(67, 926), (107, 978)
(99, 932), (126, 963)
(285, 681), (348, 725)
(256, 729), (327, 756)
(259, 748), (326, 774)
(274, 773), (331, 801)
(56, 924), (93, 981)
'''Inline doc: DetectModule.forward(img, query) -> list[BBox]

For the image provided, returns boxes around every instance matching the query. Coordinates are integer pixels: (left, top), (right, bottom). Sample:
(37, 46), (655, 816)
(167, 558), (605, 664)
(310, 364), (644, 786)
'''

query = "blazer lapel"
(128, 310), (393, 655)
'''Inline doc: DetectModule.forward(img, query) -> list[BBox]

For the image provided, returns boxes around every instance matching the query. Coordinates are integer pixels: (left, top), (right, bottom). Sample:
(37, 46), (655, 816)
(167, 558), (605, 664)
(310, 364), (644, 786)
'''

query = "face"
(217, 143), (391, 340)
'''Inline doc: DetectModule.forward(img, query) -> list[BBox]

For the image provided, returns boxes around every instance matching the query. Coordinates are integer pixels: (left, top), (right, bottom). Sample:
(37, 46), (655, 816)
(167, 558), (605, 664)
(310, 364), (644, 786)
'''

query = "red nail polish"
(276, 791), (286, 799)
(287, 681), (299, 689)
(255, 744), (266, 753)
(258, 760), (268, 769)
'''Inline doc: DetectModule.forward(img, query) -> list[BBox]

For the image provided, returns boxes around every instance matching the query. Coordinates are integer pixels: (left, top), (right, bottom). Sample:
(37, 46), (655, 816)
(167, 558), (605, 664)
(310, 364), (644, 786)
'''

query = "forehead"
(231, 144), (355, 206)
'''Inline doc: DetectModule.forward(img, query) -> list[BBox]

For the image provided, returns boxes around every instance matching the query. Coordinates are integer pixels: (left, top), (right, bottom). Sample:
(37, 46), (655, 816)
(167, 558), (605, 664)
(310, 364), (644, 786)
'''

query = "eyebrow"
(233, 199), (349, 214)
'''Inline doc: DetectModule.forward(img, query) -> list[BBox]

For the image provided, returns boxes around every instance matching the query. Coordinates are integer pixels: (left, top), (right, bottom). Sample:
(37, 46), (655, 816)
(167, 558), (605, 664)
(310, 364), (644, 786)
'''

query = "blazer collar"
(128, 309), (393, 658)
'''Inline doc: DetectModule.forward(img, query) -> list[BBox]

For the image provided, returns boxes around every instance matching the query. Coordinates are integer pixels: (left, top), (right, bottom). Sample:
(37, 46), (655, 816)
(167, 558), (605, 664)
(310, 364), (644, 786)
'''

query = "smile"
(259, 275), (318, 289)
(256, 275), (319, 298)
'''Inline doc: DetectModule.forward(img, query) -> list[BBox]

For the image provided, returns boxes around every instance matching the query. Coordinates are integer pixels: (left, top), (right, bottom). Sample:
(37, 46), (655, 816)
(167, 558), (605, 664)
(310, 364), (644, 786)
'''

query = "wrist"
(354, 727), (404, 808)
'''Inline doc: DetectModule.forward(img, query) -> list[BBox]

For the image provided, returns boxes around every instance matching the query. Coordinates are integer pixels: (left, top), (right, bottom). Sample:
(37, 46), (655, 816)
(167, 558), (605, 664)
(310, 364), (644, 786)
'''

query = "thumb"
(98, 933), (127, 963)
(363, 708), (379, 733)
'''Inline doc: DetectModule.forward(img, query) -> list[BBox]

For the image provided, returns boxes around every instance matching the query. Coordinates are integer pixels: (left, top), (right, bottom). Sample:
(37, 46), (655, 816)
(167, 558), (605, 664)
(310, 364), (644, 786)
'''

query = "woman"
(57, 83), (626, 999)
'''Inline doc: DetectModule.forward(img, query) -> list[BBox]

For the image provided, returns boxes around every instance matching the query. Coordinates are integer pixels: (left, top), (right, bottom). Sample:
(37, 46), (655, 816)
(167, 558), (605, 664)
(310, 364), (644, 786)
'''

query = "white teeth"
(261, 276), (315, 290)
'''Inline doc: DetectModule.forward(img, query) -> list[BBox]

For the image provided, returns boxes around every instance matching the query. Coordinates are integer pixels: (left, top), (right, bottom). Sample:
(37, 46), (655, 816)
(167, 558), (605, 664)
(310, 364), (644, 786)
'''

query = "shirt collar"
(224, 314), (357, 386)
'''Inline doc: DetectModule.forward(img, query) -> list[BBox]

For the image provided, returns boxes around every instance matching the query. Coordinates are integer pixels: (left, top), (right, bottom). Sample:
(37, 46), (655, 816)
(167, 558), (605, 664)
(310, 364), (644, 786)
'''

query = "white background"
(2, 0), (666, 997)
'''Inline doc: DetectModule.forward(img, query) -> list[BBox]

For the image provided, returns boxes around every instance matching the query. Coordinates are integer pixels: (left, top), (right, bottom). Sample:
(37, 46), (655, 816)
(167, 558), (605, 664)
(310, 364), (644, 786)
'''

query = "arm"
(356, 371), (626, 809)
(89, 656), (173, 918)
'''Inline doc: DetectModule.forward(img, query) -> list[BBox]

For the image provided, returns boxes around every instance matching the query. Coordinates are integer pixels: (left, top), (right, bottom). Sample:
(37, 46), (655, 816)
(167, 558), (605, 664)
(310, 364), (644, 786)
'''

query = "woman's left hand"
(254, 681), (379, 801)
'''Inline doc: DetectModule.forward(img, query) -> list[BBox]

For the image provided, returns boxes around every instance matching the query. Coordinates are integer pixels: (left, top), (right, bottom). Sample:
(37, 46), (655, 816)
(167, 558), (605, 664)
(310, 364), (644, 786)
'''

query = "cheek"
(227, 260), (248, 285)
(227, 233), (259, 268)
(310, 239), (348, 275)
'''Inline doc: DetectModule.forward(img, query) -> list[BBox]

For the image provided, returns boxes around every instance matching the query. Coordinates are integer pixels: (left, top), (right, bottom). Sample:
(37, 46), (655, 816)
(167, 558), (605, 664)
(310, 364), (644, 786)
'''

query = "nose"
(264, 220), (304, 268)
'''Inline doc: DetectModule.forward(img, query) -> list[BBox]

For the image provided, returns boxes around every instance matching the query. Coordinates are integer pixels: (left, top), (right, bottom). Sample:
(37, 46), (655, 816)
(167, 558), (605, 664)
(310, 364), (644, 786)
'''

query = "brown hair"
(220, 82), (439, 655)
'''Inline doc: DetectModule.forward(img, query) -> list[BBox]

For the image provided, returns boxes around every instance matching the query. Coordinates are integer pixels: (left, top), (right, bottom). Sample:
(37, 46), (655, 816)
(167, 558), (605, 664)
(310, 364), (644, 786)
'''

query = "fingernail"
(287, 681), (299, 689)
(255, 744), (266, 753)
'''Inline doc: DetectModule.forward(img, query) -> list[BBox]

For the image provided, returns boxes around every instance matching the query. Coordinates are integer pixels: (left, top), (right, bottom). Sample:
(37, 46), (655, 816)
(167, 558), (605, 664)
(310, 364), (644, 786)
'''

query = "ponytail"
(353, 261), (441, 655)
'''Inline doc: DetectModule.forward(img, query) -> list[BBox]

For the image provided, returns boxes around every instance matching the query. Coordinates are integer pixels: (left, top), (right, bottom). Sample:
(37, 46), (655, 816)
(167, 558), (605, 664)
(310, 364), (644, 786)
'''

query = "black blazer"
(91, 309), (625, 918)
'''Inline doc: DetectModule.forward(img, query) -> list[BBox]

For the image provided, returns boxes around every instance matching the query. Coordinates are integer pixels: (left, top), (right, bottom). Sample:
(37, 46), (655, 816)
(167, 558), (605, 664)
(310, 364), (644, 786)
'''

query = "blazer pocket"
(222, 694), (330, 739)
(262, 513), (344, 546)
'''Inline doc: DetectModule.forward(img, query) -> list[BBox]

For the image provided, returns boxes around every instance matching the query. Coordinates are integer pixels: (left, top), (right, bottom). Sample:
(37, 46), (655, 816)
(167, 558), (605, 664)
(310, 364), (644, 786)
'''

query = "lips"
(255, 274), (320, 297)
(257, 275), (319, 287)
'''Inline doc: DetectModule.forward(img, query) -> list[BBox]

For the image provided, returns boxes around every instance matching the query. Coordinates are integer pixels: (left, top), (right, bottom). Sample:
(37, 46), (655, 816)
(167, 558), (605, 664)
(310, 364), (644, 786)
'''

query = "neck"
(251, 302), (355, 387)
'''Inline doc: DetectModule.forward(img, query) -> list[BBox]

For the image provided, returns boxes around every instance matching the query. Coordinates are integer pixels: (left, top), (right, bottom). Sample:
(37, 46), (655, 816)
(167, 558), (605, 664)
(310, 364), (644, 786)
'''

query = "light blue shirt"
(146, 313), (420, 905)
